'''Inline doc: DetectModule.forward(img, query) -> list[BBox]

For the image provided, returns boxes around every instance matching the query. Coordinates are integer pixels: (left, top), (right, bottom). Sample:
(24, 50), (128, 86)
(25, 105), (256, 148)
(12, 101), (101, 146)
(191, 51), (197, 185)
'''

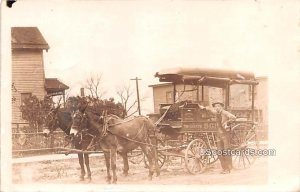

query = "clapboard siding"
(12, 49), (46, 123)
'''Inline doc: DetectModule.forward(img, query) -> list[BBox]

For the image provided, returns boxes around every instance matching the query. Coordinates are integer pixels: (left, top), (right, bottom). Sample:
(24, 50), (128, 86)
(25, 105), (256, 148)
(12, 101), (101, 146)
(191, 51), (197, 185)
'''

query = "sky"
(1, 0), (300, 114)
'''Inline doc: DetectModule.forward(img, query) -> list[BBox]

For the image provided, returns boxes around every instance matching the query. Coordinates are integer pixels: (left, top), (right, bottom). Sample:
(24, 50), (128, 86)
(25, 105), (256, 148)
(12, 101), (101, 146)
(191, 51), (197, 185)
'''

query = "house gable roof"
(11, 27), (49, 50)
(45, 78), (69, 95)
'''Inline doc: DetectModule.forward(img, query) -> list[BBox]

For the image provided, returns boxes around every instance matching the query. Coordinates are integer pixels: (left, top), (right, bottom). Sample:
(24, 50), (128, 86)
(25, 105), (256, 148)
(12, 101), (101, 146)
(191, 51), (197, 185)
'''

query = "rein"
(75, 112), (158, 149)
(104, 117), (158, 147)
(105, 115), (147, 127)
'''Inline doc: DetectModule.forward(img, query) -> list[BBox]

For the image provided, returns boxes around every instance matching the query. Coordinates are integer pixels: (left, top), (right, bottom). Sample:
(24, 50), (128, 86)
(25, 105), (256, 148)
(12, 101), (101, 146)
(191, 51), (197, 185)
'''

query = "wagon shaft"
(55, 147), (103, 154)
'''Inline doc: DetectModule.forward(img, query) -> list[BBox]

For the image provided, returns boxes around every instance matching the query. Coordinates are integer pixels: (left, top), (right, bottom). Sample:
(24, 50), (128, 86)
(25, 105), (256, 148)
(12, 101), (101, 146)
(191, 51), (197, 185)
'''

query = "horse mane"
(56, 108), (72, 134)
(106, 114), (123, 126)
(84, 111), (102, 133)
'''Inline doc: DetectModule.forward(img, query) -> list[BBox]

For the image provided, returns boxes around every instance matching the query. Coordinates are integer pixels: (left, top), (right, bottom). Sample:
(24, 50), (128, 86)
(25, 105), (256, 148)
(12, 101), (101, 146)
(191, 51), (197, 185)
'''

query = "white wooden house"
(11, 27), (69, 124)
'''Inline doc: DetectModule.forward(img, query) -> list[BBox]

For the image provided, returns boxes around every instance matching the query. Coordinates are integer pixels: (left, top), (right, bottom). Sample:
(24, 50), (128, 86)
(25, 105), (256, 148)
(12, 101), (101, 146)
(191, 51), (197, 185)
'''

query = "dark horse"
(70, 108), (159, 184)
(42, 106), (95, 182)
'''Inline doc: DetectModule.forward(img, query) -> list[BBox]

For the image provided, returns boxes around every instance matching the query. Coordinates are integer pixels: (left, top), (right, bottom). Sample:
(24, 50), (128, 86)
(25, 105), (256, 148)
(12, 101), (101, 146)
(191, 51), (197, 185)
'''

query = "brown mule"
(70, 109), (160, 184)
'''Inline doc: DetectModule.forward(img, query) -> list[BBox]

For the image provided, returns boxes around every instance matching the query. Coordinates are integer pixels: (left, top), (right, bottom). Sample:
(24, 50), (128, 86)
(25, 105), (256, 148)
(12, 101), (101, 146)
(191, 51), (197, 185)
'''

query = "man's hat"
(212, 102), (224, 107)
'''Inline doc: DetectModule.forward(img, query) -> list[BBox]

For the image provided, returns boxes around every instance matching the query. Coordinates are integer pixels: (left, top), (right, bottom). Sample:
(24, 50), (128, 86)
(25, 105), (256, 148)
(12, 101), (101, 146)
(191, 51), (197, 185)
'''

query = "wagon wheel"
(185, 139), (208, 174)
(144, 139), (166, 168)
(128, 150), (144, 164)
(230, 123), (259, 169)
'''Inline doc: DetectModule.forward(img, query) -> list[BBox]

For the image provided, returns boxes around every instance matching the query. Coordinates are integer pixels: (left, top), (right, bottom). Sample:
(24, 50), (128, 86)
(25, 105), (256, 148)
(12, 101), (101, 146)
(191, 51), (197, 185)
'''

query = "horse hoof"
(155, 171), (160, 177)
(87, 177), (92, 183)
(148, 176), (153, 181)
(79, 177), (84, 181)
(122, 172), (128, 177)
(106, 177), (112, 184)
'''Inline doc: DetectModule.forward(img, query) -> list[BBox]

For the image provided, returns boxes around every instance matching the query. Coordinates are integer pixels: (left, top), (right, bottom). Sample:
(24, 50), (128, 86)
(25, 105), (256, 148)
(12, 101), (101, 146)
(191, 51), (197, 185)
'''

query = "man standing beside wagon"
(202, 102), (237, 174)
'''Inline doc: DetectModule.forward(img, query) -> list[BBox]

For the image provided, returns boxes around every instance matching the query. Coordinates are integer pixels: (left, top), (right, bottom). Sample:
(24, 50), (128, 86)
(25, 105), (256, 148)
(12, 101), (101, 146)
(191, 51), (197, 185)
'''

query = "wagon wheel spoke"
(144, 139), (166, 168)
(231, 123), (258, 170)
(190, 146), (197, 155)
(233, 153), (239, 165)
(238, 152), (242, 167)
(241, 151), (246, 168)
(158, 158), (164, 164)
(244, 151), (251, 165)
(185, 139), (207, 174)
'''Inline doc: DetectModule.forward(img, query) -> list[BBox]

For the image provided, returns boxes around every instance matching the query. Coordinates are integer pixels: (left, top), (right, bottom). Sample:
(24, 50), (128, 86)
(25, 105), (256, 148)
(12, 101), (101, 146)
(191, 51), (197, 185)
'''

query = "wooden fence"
(12, 122), (67, 157)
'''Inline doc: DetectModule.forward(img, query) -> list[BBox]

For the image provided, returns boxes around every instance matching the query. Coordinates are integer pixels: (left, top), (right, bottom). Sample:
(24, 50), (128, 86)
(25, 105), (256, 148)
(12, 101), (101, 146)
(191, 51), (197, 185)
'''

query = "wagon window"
(166, 91), (173, 104)
(229, 84), (252, 109)
(208, 87), (224, 106)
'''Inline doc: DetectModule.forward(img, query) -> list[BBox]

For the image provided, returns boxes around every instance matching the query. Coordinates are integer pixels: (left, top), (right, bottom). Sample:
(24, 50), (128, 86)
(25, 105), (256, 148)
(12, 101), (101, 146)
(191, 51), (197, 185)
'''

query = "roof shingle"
(11, 27), (49, 50)
(45, 78), (69, 94)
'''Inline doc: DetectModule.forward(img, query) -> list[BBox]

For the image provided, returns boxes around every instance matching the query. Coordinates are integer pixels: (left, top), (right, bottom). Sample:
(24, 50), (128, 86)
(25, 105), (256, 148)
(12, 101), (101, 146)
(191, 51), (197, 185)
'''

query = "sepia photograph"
(1, 0), (299, 191)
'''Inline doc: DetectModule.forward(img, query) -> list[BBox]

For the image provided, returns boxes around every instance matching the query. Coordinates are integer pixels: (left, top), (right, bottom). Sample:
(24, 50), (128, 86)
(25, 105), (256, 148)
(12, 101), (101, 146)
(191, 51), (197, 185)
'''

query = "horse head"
(69, 109), (88, 138)
(42, 104), (61, 137)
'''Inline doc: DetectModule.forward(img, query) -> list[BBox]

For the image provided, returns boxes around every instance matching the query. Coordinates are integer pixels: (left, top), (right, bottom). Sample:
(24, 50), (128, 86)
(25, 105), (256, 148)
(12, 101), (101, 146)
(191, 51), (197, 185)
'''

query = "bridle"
(71, 110), (108, 150)
(46, 109), (71, 134)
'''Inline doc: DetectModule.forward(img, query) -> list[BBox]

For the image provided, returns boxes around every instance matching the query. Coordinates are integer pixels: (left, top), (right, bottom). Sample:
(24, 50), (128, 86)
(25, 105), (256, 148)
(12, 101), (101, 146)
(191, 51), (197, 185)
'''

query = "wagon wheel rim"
(231, 124), (259, 169)
(185, 139), (208, 174)
(144, 139), (166, 168)
(128, 150), (144, 164)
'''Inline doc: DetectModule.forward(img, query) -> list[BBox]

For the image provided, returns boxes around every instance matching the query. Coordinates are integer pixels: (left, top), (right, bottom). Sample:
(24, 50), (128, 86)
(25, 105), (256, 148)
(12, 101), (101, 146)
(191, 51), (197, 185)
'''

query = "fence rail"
(12, 122), (68, 157)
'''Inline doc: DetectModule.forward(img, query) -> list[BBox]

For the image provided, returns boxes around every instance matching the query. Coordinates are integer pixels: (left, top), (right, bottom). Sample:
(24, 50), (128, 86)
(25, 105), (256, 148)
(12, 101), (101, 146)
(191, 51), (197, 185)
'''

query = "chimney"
(80, 88), (85, 97)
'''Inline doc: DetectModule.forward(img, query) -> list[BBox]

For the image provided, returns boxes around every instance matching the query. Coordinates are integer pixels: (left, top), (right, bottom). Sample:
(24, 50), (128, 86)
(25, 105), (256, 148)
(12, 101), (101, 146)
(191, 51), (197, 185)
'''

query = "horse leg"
(140, 145), (154, 181)
(78, 153), (85, 181)
(104, 152), (112, 184)
(152, 138), (160, 177)
(121, 152), (129, 176)
(153, 144), (160, 177)
(110, 149), (118, 184)
(84, 154), (92, 182)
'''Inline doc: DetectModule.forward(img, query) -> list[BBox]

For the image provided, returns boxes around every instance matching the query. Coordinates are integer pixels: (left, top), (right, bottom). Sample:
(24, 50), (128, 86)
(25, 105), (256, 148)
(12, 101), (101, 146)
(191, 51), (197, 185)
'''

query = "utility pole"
(130, 77), (142, 115)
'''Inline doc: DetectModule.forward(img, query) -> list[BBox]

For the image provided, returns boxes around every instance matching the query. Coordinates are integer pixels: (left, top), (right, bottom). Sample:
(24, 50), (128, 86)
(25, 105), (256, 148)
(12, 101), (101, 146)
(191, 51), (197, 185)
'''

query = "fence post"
(50, 134), (54, 149)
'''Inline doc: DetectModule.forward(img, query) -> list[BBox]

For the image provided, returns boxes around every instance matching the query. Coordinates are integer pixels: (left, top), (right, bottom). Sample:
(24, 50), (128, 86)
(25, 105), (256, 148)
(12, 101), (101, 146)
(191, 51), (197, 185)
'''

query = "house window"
(21, 93), (32, 104)
(21, 93), (32, 119)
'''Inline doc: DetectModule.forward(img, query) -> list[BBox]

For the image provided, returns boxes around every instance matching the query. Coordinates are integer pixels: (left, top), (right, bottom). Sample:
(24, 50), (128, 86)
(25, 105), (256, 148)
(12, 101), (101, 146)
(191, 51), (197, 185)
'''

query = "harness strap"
(130, 122), (145, 141)
(110, 129), (157, 147)
(107, 116), (148, 127)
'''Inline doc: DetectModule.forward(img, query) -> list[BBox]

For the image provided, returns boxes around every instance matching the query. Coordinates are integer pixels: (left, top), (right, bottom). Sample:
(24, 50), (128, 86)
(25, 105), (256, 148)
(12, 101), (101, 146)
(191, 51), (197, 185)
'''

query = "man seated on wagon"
(201, 102), (236, 174)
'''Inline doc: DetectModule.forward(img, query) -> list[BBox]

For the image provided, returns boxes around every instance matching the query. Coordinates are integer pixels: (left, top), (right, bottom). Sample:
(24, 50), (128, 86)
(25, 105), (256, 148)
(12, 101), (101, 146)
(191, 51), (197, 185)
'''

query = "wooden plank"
(12, 49), (46, 123)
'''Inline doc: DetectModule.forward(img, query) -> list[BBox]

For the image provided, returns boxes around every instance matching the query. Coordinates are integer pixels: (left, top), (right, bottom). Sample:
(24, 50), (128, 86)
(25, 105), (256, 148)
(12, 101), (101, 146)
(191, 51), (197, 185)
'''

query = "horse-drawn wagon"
(42, 67), (260, 182)
(147, 67), (260, 174)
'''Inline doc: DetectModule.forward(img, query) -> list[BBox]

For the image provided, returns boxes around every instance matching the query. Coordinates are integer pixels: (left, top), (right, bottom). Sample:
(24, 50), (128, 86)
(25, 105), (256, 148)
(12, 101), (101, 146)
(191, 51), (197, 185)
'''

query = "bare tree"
(85, 73), (106, 99)
(116, 83), (147, 118)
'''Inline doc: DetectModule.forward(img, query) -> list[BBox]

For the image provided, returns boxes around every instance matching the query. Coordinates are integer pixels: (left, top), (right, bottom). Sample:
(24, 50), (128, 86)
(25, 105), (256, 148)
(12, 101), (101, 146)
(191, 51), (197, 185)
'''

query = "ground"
(12, 153), (268, 185)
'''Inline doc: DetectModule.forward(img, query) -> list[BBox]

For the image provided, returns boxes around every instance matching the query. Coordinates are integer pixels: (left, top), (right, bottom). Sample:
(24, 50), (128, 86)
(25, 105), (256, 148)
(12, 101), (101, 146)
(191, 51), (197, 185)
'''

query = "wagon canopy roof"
(155, 67), (258, 88)
(11, 27), (49, 50)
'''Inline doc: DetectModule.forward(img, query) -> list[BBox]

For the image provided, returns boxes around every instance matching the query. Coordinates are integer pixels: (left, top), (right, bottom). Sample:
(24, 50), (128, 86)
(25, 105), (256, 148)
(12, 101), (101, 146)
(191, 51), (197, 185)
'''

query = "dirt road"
(13, 154), (268, 185)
